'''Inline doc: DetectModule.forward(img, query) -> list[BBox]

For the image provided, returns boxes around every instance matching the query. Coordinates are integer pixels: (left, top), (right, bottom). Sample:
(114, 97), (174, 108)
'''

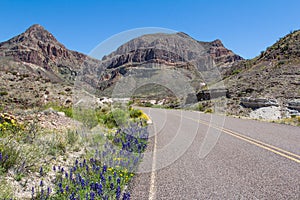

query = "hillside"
(223, 30), (300, 118)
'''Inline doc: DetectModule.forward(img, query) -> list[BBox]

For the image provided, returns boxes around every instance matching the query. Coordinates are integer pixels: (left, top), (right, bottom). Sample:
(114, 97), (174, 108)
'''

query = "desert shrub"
(0, 179), (13, 199)
(73, 108), (98, 129)
(100, 109), (129, 128)
(204, 108), (213, 113)
(0, 143), (20, 172)
(197, 103), (205, 112)
(66, 130), (79, 146)
(44, 103), (73, 118)
(0, 91), (8, 96)
(127, 100), (134, 106)
(129, 109), (143, 119)
(144, 102), (153, 107)
(232, 69), (241, 75)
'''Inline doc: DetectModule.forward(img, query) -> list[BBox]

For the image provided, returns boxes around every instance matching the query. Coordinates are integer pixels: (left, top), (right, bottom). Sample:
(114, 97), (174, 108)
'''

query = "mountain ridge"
(0, 24), (299, 120)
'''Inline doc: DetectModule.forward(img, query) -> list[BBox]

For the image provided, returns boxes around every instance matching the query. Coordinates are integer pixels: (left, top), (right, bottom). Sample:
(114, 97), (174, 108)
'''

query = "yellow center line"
(176, 113), (300, 164)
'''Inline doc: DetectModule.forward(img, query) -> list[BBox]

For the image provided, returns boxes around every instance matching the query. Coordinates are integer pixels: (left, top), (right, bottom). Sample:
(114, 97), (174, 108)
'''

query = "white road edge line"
(149, 110), (157, 200)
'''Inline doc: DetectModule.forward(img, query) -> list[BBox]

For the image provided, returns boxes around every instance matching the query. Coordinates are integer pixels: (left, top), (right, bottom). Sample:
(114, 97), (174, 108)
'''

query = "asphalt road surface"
(129, 108), (300, 199)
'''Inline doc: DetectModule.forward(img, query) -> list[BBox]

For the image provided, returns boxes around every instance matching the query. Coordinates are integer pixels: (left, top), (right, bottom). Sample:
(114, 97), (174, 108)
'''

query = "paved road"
(129, 108), (300, 199)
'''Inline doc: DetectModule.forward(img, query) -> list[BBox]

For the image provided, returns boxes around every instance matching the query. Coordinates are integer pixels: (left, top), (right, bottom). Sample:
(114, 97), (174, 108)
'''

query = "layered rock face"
(96, 32), (243, 97)
(102, 33), (243, 70)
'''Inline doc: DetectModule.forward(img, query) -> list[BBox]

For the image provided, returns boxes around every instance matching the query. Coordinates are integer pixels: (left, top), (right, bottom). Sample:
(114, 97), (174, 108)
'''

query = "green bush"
(0, 91), (8, 96)
(66, 130), (79, 146)
(204, 108), (213, 113)
(130, 109), (143, 118)
(197, 103), (205, 112)
(144, 102), (153, 107)
(44, 103), (73, 118)
(232, 69), (241, 75)
(0, 143), (20, 172)
(73, 108), (98, 129)
(0, 179), (13, 199)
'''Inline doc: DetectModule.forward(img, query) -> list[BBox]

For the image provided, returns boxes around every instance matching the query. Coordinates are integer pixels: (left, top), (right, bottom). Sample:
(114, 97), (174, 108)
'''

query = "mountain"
(103, 32), (242, 68)
(0, 24), (100, 82)
(95, 32), (243, 97)
(0, 24), (100, 109)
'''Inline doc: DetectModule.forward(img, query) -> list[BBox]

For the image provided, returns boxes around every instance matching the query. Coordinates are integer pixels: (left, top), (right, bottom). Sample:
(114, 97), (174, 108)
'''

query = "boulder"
(287, 99), (300, 111)
(240, 97), (278, 109)
(197, 89), (230, 101)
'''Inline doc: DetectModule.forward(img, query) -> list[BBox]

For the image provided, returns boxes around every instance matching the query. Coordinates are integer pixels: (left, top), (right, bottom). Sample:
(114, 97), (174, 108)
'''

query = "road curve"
(129, 108), (300, 199)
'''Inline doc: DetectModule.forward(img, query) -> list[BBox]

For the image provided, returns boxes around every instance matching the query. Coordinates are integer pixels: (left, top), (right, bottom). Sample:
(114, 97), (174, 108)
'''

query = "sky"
(0, 0), (299, 59)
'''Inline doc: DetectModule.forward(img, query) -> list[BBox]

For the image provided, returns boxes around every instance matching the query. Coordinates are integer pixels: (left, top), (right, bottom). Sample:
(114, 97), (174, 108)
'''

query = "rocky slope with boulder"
(223, 30), (300, 119)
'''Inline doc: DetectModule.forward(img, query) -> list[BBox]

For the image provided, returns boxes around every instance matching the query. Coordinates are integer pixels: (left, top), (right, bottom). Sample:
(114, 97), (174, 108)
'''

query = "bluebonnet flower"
(31, 187), (34, 198)
(47, 187), (51, 197)
(81, 178), (85, 188)
(102, 165), (107, 173)
(90, 191), (95, 200)
(39, 167), (43, 176)
(116, 185), (121, 199)
(122, 192), (131, 200)
(100, 173), (106, 184)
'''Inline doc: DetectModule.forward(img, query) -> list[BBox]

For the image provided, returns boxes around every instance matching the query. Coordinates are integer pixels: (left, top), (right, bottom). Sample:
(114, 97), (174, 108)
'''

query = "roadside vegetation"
(272, 115), (300, 126)
(0, 104), (149, 199)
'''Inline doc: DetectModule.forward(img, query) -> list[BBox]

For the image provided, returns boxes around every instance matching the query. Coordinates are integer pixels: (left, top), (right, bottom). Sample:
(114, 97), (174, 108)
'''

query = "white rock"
(249, 106), (282, 120)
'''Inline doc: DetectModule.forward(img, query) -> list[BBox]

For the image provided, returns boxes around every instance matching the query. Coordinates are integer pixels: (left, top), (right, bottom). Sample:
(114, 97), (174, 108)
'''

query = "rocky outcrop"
(206, 39), (243, 67)
(105, 48), (185, 69)
(197, 89), (230, 101)
(240, 97), (279, 109)
(287, 100), (300, 111)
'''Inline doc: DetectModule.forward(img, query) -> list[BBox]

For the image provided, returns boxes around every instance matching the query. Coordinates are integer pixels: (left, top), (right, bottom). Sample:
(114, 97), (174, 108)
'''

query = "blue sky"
(0, 0), (299, 59)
